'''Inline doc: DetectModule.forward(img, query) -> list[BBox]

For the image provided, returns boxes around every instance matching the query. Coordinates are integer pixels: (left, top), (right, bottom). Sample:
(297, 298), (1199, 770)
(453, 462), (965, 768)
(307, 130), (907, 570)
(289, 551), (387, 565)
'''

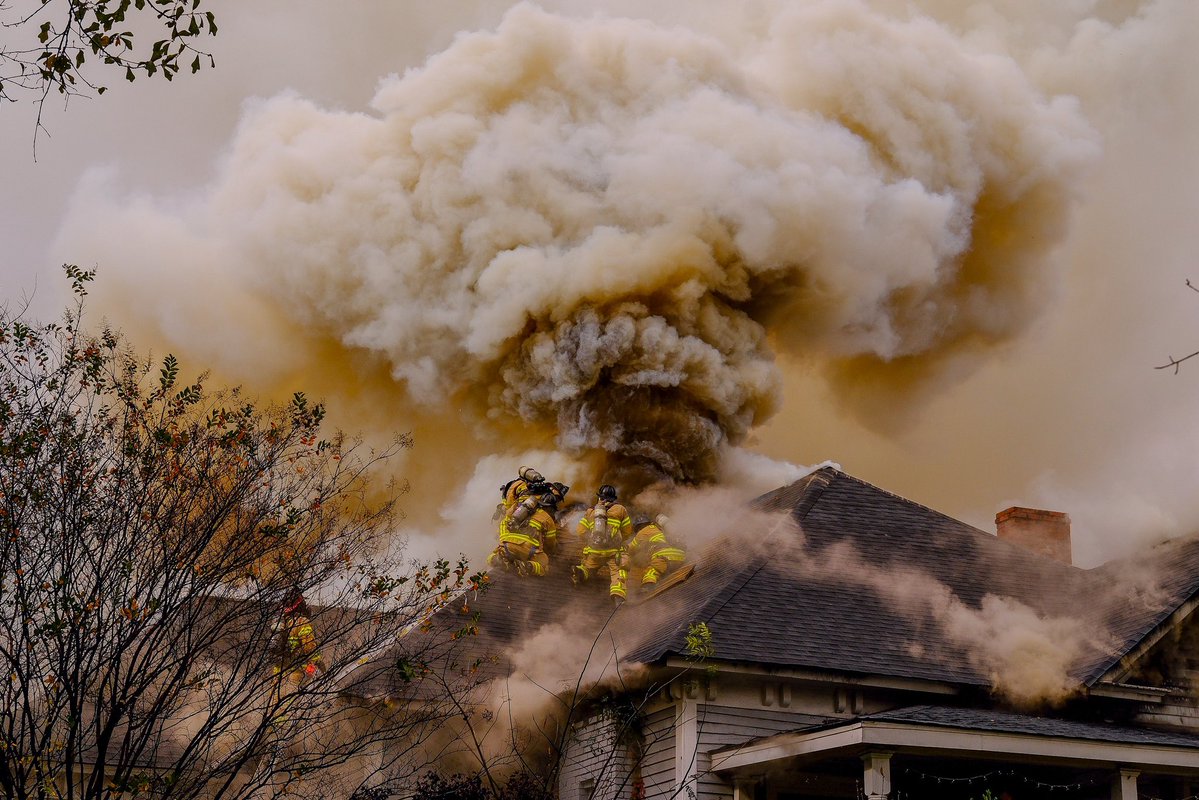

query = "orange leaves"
(120, 597), (151, 622)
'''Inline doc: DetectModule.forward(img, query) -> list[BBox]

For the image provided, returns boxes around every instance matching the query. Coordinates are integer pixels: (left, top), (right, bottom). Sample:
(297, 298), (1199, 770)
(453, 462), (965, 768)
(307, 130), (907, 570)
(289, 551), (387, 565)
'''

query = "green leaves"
(159, 354), (179, 392)
(63, 264), (95, 296)
(6, 0), (219, 116)
(684, 621), (715, 661)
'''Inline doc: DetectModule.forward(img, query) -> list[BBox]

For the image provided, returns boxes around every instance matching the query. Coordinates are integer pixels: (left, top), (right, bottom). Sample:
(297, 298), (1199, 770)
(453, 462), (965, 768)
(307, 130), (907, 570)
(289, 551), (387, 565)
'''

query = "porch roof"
(710, 704), (1199, 774)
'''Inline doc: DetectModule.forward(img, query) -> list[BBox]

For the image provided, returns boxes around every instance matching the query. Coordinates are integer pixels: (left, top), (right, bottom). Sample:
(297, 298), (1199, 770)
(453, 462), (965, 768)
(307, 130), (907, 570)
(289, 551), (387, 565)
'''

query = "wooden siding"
(559, 714), (638, 800)
(640, 707), (678, 800)
(1128, 614), (1199, 732)
(694, 705), (816, 800)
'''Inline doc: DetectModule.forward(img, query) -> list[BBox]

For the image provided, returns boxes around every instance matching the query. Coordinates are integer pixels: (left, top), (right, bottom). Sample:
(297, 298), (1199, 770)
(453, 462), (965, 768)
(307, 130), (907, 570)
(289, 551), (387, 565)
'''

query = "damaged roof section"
(366, 466), (1199, 703)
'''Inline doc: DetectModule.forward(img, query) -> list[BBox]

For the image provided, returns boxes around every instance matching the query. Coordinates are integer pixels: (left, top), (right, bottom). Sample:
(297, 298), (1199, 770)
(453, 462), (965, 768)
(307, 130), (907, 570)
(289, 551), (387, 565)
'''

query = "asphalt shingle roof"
(364, 467), (1199, 698)
(859, 704), (1199, 749)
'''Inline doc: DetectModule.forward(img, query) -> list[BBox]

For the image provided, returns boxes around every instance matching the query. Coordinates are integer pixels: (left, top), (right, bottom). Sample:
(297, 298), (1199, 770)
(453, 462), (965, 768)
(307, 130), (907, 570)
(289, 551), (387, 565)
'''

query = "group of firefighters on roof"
(268, 464), (688, 693)
(488, 466), (687, 605)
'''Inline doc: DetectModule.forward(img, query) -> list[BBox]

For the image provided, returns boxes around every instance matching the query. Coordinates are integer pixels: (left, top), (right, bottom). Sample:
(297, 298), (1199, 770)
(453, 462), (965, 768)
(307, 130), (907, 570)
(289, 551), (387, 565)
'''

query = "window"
(579, 778), (595, 800)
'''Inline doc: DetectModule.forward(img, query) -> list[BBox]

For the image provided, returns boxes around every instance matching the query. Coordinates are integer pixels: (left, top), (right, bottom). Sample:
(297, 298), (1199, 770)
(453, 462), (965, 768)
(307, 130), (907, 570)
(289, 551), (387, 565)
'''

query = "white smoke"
(58, 0), (1095, 502)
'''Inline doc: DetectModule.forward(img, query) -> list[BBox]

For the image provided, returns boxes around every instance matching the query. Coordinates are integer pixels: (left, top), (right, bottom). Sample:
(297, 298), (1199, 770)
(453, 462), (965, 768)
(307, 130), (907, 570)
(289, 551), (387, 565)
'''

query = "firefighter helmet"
(597, 484), (618, 502)
(633, 514), (652, 530)
(282, 592), (307, 616)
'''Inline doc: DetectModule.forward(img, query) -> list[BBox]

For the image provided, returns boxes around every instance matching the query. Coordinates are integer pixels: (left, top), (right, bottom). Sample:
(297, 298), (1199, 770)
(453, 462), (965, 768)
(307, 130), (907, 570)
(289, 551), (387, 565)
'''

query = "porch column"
(1111, 769), (1139, 800)
(732, 778), (758, 800)
(861, 752), (892, 800)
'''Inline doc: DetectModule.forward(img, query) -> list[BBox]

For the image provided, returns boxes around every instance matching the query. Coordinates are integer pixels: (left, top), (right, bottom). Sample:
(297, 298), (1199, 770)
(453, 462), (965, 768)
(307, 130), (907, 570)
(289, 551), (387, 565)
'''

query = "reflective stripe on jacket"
(500, 508), (558, 549)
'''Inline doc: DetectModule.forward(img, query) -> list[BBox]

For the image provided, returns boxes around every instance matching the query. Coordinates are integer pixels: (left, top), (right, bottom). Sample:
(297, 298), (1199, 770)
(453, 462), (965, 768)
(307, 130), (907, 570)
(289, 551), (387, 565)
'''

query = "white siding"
(559, 714), (638, 800)
(1129, 616), (1199, 733)
(563, 701), (818, 800)
(694, 705), (821, 800)
(640, 707), (678, 800)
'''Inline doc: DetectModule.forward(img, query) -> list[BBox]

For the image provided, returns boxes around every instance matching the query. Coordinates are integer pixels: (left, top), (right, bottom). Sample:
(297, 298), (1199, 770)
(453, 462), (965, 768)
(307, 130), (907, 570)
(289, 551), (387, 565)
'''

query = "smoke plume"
(58, 0), (1095, 496)
(649, 487), (1110, 708)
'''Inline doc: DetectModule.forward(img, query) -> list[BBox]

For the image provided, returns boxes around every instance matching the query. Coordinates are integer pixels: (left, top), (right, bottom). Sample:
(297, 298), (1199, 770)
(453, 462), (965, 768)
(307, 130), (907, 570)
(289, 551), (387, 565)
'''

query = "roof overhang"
(1098, 592), (1199, 686)
(1088, 682), (1174, 704)
(662, 657), (963, 696)
(711, 720), (1199, 774)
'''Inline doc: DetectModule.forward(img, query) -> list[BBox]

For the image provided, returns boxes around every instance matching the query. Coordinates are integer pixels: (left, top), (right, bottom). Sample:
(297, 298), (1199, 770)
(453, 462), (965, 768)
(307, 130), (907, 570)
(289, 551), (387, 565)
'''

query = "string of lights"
(898, 767), (1108, 794)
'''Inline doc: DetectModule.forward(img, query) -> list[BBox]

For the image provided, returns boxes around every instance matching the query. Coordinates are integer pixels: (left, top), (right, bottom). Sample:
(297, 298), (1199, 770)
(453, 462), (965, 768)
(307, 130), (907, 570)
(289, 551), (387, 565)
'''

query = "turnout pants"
(641, 547), (686, 586)
(576, 547), (627, 599)
(488, 539), (549, 576)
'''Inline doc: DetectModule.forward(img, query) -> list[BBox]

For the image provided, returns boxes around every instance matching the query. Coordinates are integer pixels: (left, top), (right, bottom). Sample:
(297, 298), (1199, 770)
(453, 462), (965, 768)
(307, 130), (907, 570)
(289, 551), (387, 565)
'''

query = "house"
(399, 466), (1199, 800)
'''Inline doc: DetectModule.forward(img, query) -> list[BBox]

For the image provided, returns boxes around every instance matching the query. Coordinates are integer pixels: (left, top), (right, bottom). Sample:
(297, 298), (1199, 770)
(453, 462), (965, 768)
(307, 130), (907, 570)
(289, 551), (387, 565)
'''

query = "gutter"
(661, 657), (962, 696)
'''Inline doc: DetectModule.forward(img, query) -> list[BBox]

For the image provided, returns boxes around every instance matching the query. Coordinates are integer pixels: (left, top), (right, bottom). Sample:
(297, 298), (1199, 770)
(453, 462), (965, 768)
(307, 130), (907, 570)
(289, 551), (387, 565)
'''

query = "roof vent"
(995, 507), (1072, 565)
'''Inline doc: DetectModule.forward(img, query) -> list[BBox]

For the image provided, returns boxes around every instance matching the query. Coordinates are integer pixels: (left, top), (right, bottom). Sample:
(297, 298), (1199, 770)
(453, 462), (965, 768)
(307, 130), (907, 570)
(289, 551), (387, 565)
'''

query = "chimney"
(995, 507), (1072, 565)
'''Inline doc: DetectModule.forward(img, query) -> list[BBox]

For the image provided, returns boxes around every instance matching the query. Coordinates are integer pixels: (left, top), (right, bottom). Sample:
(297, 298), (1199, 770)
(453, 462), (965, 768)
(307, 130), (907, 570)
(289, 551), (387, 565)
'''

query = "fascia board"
(712, 721), (1199, 773)
(1099, 594), (1199, 686)
(662, 658), (961, 695)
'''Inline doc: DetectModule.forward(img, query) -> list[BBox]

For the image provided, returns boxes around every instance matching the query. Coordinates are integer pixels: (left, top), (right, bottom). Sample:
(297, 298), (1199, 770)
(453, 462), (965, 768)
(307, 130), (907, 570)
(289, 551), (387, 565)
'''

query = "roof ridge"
(826, 469), (993, 538)
(749, 464), (838, 516)
(792, 467), (836, 522)
(826, 468), (1085, 567)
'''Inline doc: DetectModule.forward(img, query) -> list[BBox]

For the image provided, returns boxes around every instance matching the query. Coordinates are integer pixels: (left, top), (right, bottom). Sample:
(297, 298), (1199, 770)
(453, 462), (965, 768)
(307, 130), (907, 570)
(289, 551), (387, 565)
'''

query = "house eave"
(1088, 681), (1173, 703)
(711, 720), (1199, 774)
(661, 657), (962, 696)
(1097, 592), (1199, 686)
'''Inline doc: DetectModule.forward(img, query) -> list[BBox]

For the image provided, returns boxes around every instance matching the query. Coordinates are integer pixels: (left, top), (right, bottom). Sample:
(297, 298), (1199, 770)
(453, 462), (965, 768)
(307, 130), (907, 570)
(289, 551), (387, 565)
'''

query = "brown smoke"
(57, 1), (1094, 497)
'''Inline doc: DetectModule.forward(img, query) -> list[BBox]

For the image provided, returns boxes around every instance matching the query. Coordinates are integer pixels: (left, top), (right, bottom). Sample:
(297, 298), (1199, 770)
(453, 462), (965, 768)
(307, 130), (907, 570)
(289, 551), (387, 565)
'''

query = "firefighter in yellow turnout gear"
(572, 485), (633, 604)
(269, 593), (325, 725)
(489, 489), (559, 577)
(629, 514), (686, 588)
(275, 593), (324, 678)
(496, 465), (553, 529)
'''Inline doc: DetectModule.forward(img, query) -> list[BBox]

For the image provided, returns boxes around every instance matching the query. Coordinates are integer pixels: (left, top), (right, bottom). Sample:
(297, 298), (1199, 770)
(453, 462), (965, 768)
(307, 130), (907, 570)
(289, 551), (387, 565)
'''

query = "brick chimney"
(995, 507), (1072, 565)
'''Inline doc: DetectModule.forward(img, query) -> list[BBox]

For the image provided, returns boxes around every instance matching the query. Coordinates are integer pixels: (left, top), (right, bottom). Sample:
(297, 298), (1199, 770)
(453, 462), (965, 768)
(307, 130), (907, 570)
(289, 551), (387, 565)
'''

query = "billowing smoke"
(58, 0), (1094, 495)
(653, 486), (1105, 708)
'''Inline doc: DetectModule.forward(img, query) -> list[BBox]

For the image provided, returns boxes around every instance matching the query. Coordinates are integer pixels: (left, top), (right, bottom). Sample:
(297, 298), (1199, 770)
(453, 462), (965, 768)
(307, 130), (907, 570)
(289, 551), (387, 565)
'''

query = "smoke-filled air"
(38, 0), (1199, 731)
(58, 0), (1098, 509)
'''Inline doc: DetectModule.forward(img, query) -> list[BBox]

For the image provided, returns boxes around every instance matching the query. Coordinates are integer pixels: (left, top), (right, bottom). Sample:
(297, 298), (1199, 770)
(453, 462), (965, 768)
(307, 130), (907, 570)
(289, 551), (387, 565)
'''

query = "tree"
(408, 611), (718, 800)
(1, 0), (217, 132)
(1156, 279), (1199, 373)
(0, 266), (484, 799)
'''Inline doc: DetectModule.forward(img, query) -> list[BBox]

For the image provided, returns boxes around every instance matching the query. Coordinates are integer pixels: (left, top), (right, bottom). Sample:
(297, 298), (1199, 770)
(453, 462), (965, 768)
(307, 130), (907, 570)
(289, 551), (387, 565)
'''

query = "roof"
(858, 704), (1199, 749)
(628, 468), (1199, 690)
(362, 466), (1199, 700)
(626, 468), (1078, 685)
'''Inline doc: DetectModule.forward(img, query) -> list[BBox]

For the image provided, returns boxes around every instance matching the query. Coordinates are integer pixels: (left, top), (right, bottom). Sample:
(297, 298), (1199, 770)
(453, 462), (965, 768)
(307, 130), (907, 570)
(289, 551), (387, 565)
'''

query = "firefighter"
(571, 485), (633, 605)
(629, 514), (685, 588)
(488, 489), (559, 577)
(275, 593), (325, 679)
(502, 466), (545, 509)
(496, 466), (551, 527)
(269, 592), (325, 725)
(545, 482), (570, 520)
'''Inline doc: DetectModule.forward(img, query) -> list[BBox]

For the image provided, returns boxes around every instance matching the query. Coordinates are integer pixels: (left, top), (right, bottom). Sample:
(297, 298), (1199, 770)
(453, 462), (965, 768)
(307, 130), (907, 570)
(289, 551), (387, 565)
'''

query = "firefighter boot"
(571, 565), (586, 586)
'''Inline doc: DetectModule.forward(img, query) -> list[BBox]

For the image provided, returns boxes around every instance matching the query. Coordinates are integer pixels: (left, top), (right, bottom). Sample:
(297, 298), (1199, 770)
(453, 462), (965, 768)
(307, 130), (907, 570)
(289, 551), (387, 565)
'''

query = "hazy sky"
(3, 0), (1198, 566)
